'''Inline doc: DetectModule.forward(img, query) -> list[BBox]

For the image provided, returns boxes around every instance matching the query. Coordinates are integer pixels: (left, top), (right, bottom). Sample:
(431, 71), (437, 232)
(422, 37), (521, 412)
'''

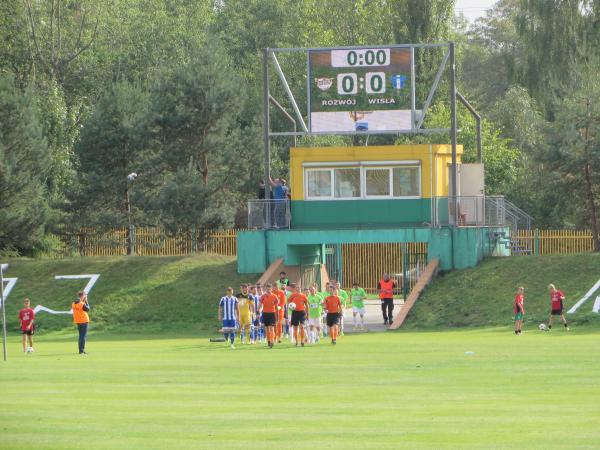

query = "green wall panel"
(237, 231), (267, 274)
(291, 199), (432, 229)
(237, 226), (510, 274)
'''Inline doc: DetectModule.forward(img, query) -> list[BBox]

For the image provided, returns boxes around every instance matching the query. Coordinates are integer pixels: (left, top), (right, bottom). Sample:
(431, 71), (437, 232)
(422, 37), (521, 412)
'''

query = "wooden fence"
(56, 227), (238, 257)
(512, 229), (595, 255)
(55, 227), (595, 260)
(341, 242), (428, 295)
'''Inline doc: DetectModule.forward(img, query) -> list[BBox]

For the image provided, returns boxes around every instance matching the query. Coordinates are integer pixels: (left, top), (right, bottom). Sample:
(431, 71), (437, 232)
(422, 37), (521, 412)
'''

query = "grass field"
(408, 253), (600, 329)
(2, 328), (599, 449)
(1, 255), (258, 334)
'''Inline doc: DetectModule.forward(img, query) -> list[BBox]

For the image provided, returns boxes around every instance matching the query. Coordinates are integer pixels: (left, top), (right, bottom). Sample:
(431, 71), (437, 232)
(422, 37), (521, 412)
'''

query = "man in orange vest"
(72, 291), (90, 355)
(378, 273), (396, 326)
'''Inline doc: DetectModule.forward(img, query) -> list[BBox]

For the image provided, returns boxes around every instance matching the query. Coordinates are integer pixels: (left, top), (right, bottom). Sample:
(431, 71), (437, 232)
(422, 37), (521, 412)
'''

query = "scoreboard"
(309, 47), (412, 133)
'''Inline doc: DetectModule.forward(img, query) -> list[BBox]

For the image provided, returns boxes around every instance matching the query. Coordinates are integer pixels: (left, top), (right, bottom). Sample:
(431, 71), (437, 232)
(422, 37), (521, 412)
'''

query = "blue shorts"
(222, 319), (236, 329)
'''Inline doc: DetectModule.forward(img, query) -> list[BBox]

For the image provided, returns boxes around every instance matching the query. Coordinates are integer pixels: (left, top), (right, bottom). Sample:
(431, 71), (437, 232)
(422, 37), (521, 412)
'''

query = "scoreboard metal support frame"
(262, 43), (460, 222)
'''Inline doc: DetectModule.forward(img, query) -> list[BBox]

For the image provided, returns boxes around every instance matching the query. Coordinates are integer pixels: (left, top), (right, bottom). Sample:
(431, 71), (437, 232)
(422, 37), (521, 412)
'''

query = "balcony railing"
(248, 199), (291, 230)
(432, 196), (507, 227)
(248, 196), (508, 230)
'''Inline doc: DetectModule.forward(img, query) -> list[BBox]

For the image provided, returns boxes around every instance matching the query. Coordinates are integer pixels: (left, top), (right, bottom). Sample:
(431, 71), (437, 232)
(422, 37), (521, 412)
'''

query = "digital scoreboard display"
(309, 47), (412, 133)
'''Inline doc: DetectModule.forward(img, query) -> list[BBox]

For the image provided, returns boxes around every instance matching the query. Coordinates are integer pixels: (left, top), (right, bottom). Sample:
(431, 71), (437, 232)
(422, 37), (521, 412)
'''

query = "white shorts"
(308, 318), (322, 328)
(352, 307), (366, 315)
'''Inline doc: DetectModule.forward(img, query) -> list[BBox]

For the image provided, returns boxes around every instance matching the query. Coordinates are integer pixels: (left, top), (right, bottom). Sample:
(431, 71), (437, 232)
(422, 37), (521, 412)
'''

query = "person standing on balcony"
(258, 179), (274, 200)
(270, 177), (289, 228)
(378, 273), (396, 326)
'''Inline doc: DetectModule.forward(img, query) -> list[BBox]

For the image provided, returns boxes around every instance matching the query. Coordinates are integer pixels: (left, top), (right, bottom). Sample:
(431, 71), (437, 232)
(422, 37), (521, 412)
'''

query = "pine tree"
(0, 74), (51, 252)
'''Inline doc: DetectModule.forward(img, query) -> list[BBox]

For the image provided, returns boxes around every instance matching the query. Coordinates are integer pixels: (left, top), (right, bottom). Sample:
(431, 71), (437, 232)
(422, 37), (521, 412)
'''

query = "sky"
(455, 0), (498, 23)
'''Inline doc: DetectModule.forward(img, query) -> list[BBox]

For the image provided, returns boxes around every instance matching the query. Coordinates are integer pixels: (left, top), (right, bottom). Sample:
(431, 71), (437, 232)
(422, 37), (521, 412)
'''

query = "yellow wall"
(289, 144), (463, 200)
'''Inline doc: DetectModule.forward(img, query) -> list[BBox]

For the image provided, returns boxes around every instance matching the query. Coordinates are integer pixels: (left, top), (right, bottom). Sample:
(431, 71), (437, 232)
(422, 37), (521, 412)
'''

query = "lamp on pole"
(126, 173), (137, 256)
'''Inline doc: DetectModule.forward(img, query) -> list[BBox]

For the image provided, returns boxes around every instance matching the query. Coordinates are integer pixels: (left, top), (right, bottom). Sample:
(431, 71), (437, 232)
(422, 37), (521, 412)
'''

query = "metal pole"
(449, 42), (458, 225)
(1, 264), (7, 361)
(456, 91), (482, 163)
(126, 185), (133, 255)
(269, 95), (297, 147)
(263, 48), (272, 229)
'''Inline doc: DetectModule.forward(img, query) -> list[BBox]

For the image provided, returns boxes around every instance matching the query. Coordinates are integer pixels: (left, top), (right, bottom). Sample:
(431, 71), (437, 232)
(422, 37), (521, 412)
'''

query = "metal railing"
(247, 199), (291, 230)
(432, 196), (507, 227)
(503, 198), (533, 230)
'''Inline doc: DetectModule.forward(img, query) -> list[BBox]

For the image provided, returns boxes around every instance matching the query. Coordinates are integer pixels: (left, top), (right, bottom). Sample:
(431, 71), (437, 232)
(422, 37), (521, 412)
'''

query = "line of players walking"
(218, 272), (369, 349)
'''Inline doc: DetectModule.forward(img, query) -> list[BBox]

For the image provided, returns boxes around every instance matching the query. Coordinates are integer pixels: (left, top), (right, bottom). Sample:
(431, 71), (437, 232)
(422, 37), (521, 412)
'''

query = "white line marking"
(593, 296), (600, 314)
(33, 305), (72, 315)
(54, 274), (100, 296)
(0, 278), (18, 307)
(567, 278), (600, 313)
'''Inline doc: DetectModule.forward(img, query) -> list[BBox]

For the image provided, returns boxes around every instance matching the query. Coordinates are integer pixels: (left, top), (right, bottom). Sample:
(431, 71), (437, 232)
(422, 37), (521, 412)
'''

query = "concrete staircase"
(388, 259), (439, 330)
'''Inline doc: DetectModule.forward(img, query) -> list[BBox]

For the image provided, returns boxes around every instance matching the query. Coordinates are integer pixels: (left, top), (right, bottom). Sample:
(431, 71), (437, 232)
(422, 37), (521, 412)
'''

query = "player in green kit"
(335, 281), (349, 336)
(307, 285), (324, 343)
(350, 282), (367, 329)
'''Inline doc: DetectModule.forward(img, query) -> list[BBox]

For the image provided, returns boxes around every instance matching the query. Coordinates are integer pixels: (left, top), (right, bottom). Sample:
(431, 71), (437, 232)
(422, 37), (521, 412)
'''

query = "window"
(306, 169), (332, 198)
(365, 168), (390, 196)
(393, 166), (420, 197)
(334, 168), (360, 198)
(304, 163), (421, 200)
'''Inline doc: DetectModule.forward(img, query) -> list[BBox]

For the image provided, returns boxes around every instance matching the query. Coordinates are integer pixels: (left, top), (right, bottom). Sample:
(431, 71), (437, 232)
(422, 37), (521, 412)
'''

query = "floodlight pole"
(449, 42), (458, 226)
(263, 48), (272, 227)
(1, 263), (7, 361)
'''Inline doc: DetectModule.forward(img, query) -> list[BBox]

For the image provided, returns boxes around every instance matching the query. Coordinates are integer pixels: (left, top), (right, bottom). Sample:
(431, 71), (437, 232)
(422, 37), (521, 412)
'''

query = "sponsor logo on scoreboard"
(315, 77), (334, 91)
(391, 74), (407, 90)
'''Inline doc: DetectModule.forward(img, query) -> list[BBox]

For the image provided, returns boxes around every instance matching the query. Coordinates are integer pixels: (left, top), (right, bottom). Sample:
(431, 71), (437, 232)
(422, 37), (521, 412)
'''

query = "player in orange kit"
(259, 284), (280, 348)
(324, 287), (342, 345)
(288, 284), (309, 347)
(273, 283), (287, 343)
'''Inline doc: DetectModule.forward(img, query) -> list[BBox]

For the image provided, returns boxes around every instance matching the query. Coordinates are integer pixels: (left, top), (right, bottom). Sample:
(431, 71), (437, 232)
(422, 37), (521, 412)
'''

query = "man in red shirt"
(547, 284), (570, 331)
(513, 287), (525, 335)
(18, 298), (35, 353)
(378, 273), (396, 326)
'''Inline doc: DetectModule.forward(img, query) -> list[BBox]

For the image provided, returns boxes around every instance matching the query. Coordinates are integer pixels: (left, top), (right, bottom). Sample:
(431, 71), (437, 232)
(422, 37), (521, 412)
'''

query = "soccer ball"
(288, 302), (297, 311)
(26, 347), (34, 353)
(538, 323), (547, 331)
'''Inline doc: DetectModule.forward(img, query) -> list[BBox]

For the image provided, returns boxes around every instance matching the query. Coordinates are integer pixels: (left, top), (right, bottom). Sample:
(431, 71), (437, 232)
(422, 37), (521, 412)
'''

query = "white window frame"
(305, 168), (334, 199)
(391, 165), (422, 198)
(363, 167), (393, 199)
(303, 162), (421, 200)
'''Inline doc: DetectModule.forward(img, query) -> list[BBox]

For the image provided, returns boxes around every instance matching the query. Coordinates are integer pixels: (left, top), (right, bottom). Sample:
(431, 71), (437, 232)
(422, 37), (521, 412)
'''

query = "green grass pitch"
(2, 328), (599, 449)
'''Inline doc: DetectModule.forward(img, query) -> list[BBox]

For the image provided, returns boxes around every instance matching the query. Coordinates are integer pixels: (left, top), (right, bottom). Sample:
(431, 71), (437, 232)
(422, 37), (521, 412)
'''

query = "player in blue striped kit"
(218, 287), (240, 349)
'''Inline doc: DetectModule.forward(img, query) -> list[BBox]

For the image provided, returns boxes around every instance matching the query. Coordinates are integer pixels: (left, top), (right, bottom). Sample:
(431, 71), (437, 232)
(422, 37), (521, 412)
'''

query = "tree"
(73, 80), (152, 233)
(550, 62), (600, 250)
(397, 101), (521, 197)
(0, 74), (51, 252)
(155, 164), (236, 235)
(515, 0), (600, 117)
(22, 0), (101, 88)
(148, 44), (260, 189)
(489, 86), (564, 226)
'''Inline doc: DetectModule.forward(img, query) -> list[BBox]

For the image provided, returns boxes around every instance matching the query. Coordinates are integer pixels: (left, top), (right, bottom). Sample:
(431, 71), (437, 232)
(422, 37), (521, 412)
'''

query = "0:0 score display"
(337, 72), (385, 95)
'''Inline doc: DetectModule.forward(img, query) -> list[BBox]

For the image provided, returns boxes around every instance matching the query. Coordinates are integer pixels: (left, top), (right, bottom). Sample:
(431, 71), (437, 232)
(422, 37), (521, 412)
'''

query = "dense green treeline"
(1, 0), (600, 254)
